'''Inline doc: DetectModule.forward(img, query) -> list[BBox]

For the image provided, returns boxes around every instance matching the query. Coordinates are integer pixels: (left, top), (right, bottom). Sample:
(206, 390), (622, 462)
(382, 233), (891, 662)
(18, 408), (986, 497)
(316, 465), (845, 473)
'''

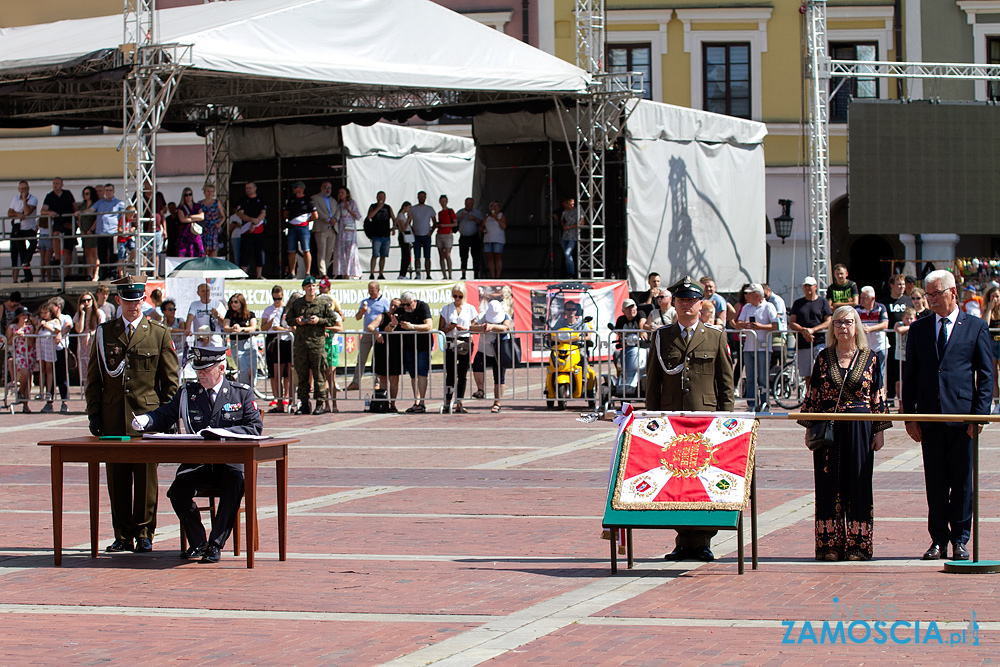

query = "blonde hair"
(826, 306), (869, 350)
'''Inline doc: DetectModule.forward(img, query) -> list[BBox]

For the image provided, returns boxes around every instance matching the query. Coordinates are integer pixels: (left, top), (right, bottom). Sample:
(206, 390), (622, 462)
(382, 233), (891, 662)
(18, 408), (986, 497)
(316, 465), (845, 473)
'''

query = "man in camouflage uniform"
(86, 276), (179, 553)
(287, 276), (338, 414)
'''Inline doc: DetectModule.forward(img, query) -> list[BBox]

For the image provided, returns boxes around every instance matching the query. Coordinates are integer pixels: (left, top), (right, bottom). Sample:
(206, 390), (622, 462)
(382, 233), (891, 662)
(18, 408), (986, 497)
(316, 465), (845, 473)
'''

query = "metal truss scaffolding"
(804, 0), (830, 288)
(573, 0), (641, 280)
(805, 0), (1000, 287)
(121, 0), (190, 276)
(574, 0), (608, 280)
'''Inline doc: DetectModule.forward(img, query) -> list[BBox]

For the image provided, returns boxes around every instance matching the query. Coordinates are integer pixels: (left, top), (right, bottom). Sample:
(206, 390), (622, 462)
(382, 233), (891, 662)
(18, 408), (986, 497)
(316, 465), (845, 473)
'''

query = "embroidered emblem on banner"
(721, 418), (742, 435)
(659, 432), (716, 478)
(628, 476), (657, 500)
(637, 418), (664, 438)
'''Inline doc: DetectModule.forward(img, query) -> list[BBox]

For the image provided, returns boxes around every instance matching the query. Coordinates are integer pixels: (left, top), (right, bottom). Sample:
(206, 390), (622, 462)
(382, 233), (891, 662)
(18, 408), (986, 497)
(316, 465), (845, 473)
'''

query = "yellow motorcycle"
(545, 324), (597, 410)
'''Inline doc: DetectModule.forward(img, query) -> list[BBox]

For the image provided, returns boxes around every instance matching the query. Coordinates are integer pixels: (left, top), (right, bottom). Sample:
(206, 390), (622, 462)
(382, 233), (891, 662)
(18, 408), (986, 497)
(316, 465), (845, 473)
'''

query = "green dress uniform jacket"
(644, 321), (736, 550)
(645, 322), (735, 412)
(86, 315), (180, 542)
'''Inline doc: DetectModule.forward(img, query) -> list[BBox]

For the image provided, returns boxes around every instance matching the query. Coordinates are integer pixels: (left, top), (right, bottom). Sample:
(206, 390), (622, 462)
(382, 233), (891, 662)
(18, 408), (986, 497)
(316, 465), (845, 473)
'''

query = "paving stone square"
(0, 400), (996, 665)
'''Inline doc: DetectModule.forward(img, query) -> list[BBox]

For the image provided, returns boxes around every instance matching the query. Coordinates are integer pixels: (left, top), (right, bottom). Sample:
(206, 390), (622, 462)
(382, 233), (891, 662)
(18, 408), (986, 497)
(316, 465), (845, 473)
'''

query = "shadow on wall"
(648, 156), (753, 284)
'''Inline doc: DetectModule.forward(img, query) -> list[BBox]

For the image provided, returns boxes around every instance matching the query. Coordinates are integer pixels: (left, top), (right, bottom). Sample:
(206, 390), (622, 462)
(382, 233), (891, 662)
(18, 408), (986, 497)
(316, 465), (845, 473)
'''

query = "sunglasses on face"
(81, 298), (92, 303)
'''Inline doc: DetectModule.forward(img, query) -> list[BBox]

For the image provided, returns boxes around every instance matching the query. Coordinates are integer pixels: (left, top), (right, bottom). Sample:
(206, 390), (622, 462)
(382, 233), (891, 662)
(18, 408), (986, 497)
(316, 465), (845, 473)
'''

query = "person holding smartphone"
(734, 283), (779, 411)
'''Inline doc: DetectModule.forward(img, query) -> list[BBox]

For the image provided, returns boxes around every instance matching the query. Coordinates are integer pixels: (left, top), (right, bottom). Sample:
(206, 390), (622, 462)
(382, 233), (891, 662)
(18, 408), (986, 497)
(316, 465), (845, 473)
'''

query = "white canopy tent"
(0, 0), (591, 129)
(624, 100), (767, 291)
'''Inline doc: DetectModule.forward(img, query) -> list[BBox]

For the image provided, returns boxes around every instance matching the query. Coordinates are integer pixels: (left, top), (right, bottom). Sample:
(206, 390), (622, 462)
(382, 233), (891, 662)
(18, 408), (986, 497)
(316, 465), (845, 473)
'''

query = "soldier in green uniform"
(645, 275), (735, 562)
(86, 276), (180, 553)
(287, 276), (338, 415)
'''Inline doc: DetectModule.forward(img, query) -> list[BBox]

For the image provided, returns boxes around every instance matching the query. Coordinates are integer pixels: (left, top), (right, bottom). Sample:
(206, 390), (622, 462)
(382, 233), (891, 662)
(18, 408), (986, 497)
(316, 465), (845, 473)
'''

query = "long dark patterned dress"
(798, 346), (891, 560)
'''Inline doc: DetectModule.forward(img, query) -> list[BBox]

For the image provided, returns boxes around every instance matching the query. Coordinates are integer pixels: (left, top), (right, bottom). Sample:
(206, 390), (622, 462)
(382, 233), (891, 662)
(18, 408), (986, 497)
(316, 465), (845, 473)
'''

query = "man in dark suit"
(646, 276), (735, 562)
(87, 276), (179, 553)
(132, 346), (264, 563)
(902, 269), (993, 561)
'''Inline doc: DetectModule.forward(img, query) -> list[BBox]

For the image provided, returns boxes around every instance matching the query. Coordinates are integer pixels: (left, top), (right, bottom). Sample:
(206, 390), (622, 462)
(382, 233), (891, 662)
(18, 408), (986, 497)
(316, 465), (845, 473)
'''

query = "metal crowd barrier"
(2, 213), (148, 287)
(1, 330), (101, 411)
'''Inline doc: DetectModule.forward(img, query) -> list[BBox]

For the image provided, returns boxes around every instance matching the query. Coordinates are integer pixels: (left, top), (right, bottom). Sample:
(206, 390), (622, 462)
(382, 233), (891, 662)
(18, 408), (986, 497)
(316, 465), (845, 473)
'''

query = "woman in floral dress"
(199, 184), (223, 257)
(332, 187), (361, 279)
(6, 306), (36, 412)
(798, 306), (891, 561)
(177, 188), (205, 257)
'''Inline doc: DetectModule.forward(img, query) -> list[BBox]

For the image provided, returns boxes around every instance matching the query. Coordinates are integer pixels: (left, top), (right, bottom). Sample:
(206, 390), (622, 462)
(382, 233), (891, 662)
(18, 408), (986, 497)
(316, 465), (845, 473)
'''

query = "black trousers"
(445, 347), (470, 401)
(399, 240), (412, 277)
(458, 234), (481, 278)
(52, 348), (69, 400)
(920, 423), (974, 545)
(168, 464), (245, 548)
(10, 228), (37, 270)
(97, 236), (116, 279)
(240, 233), (266, 273)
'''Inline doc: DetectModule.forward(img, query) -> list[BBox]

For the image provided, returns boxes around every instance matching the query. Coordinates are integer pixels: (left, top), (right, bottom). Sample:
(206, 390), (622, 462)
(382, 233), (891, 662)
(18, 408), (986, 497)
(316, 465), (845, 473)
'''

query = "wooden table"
(38, 436), (297, 568)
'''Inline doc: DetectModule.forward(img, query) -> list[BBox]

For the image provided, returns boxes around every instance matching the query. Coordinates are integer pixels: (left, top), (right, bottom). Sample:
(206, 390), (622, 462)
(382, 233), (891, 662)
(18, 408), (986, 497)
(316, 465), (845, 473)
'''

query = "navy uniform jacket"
(645, 322), (735, 412)
(142, 378), (263, 473)
(902, 310), (993, 419)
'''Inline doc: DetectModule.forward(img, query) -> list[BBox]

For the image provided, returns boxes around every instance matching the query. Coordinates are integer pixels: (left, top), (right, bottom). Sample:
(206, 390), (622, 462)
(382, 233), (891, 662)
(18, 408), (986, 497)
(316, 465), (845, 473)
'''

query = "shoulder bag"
(807, 348), (858, 452)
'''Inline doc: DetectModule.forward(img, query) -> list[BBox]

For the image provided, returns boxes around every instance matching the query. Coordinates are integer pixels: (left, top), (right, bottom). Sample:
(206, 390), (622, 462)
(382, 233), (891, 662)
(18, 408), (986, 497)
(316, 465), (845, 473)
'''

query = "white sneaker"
(60, 401), (69, 413)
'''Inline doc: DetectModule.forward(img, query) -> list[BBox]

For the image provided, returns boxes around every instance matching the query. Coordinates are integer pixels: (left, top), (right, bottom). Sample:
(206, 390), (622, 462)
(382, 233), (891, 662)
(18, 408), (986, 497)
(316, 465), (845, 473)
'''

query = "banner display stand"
(601, 409), (759, 575)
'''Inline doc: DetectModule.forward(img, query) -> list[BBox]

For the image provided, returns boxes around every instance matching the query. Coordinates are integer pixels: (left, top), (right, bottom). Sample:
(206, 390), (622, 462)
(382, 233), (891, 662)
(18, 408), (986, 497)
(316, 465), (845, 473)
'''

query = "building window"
(830, 43), (878, 123)
(989, 37), (1000, 101)
(703, 43), (751, 119)
(608, 43), (652, 100)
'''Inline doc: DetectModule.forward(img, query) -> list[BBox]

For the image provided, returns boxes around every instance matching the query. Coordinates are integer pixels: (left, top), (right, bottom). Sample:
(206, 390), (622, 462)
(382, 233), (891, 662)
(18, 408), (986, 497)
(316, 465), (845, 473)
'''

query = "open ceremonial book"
(142, 428), (272, 441)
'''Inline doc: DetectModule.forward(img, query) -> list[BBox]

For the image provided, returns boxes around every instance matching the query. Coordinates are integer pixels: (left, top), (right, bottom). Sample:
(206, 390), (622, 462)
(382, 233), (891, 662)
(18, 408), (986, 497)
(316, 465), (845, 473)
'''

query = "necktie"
(937, 318), (948, 361)
(127, 323), (134, 339)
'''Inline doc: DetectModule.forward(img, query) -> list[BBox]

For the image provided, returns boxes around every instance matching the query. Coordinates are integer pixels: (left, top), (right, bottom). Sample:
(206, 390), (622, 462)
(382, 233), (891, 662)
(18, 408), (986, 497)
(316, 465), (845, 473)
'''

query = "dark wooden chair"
(178, 488), (258, 556)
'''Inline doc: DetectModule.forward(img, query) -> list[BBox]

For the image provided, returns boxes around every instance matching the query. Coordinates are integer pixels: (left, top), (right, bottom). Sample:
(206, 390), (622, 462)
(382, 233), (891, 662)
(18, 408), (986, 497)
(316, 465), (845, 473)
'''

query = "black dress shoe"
(200, 543), (222, 563)
(105, 538), (133, 552)
(312, 405), (327, 415)
(663, 546), (694, 561)
(952, 541), (970, 561)
(180, 543), (207, 560)
(135, 537), (153, 553)
(295, 401), (311, 415)
(922, 543), (945, 560)
(694, 546), (716, 562)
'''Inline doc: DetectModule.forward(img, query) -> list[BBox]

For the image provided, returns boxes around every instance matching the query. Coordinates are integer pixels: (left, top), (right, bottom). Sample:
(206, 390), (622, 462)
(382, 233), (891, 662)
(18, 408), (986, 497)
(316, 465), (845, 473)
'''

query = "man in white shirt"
(185, 282), (225, 346)
(409, 191), (437, 280)
(734, 283), (779, 411)
(8, 180), (38, 283)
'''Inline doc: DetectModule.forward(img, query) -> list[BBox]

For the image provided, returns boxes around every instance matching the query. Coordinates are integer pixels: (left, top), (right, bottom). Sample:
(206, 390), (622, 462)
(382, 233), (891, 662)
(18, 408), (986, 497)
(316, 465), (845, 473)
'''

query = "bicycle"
(771, 357), (807, 409)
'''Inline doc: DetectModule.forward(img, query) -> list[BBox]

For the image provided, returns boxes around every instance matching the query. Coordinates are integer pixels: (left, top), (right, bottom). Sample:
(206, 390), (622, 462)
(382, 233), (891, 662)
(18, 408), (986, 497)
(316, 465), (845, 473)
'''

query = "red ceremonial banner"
(610, 414), (757, 511)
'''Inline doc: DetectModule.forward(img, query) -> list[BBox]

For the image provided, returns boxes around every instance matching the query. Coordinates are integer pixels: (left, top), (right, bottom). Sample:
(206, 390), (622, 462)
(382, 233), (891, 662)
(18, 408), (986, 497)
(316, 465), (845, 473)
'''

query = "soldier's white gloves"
(131, 414), (152, 432)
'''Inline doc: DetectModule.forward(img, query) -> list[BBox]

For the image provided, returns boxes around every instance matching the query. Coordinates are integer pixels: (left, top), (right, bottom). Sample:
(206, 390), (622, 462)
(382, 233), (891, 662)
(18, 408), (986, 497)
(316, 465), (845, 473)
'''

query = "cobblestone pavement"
(0, 398), (996, 665)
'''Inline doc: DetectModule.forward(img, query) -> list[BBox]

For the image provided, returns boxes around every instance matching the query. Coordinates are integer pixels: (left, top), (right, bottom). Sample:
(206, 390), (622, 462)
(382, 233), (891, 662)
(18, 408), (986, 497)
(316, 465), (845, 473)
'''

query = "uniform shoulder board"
(149, 319), (167, 328)
(230, 381), (252, 390)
